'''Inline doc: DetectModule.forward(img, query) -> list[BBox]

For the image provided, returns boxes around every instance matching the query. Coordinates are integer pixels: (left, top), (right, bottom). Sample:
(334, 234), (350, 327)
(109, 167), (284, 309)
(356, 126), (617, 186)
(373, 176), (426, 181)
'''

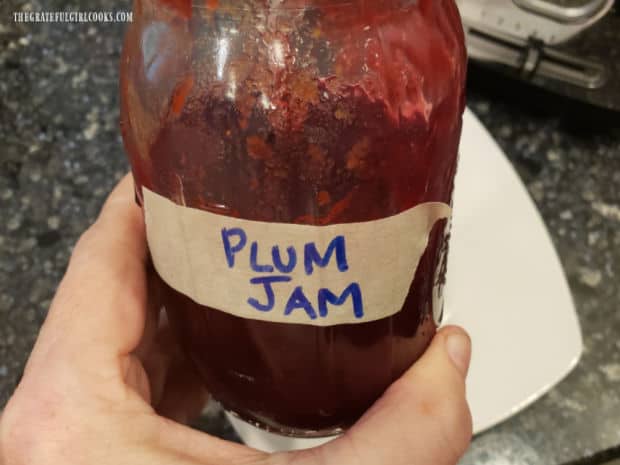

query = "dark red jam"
(121, 0), (466, 435)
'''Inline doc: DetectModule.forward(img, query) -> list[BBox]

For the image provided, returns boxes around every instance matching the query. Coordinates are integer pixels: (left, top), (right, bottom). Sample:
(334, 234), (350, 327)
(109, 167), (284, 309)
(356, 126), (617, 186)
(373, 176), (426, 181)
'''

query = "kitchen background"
(0, 1), (619, 464)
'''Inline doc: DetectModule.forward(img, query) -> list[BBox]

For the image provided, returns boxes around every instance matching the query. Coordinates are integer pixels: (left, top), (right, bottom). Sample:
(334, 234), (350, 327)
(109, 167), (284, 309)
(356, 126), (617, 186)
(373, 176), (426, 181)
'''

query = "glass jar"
(120, 0), (466, 437)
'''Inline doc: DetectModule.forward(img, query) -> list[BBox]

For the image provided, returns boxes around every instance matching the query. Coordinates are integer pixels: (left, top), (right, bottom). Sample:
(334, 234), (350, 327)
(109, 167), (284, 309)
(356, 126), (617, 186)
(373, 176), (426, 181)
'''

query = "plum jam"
(120, 0), (466, 436)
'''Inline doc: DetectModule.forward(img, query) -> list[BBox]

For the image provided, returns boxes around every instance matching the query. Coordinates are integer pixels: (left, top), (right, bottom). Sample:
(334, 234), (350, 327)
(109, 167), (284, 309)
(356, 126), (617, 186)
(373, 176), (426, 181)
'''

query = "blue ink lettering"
(272, 246), (297, 273)
(318, 283), (364, 319)
(304, 236), (349, 276)
(284, 286), (317, 320)
(248, 276), (292, 312)
(250, 242), (274, 273)
(221, 228), (247, 268)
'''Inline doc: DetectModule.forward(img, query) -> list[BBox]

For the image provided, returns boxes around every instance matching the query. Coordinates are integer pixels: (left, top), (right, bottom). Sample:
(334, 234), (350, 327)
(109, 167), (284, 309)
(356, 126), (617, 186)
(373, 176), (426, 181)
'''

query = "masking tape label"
(143, 187), (451, 326)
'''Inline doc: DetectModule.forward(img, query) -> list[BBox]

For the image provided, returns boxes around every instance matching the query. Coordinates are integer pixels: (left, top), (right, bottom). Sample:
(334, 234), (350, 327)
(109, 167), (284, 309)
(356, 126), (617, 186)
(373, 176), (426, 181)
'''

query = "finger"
(286, 326), (472, 465)
(133, 264), (166, 366)
(35, 173), (147, 365)
(154, 418), (270, 465)
(139, 324), (175, 408)
(137, 309), (210, 423)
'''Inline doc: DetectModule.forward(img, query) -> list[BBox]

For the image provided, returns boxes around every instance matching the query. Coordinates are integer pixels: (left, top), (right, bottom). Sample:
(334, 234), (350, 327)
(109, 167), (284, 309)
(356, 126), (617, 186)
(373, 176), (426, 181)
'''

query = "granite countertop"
(1, 1), (619, 464)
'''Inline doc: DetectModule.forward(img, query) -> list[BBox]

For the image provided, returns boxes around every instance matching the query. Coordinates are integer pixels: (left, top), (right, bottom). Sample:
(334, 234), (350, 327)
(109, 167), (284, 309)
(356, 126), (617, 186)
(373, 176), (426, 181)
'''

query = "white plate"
(444, 108), (582, 433)
(226, 108), (583, 452)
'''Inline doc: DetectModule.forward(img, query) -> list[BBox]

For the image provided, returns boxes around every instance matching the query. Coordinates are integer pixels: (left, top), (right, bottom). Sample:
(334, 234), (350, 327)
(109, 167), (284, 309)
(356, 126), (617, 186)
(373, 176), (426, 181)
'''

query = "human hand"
(0, 174), (472, 465)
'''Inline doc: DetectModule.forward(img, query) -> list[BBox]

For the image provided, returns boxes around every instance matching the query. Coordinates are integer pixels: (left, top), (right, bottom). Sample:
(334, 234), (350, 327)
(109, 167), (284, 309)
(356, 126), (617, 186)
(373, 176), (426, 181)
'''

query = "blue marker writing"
(272, 245), (297, 273)
(304, 236), (349, 276)
(247, 276), (292, 312)
(250, 242), (274, 273)
(221, 228), (247, 268)
(318, 283), (363, 319)
(284, 286), (318, 320)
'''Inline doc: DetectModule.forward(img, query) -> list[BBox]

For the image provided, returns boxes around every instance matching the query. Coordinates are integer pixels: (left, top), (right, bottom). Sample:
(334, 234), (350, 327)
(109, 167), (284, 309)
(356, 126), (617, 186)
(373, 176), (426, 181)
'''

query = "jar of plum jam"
(120, 0), (466, 437)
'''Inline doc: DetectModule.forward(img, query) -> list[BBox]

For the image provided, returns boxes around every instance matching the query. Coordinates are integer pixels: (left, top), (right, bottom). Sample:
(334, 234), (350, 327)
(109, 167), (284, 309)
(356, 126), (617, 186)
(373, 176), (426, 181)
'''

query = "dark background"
(1, 1), (619, 464)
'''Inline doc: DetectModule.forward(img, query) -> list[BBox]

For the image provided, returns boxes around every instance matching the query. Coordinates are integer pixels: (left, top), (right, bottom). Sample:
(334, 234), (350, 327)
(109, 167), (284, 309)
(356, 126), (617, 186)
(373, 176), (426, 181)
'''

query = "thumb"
(316, 326), (472, 465)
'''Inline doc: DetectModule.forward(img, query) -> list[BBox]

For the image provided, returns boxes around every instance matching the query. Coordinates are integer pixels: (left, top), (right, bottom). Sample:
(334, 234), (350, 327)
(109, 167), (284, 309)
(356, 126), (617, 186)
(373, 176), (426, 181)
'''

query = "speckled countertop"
(1, 1), (619, 464)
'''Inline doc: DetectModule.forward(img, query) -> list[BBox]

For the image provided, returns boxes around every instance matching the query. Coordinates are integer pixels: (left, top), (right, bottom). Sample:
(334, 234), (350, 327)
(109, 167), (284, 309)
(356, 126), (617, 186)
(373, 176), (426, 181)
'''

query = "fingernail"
(446, 332), (471, 377)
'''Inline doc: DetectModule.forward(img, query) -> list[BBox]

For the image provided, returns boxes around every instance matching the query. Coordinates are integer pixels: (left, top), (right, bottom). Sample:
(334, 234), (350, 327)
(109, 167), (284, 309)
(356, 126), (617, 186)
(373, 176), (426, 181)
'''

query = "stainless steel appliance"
(457, 0), (620, 110)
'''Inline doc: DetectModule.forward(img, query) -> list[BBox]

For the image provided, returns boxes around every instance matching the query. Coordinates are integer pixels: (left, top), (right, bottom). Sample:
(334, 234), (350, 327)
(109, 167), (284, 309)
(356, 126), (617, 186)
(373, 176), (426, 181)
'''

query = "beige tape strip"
(144, 187), (451, 327)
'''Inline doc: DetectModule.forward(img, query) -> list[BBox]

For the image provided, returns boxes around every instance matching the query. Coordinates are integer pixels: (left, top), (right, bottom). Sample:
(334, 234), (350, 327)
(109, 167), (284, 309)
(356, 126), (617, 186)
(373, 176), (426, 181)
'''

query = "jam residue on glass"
(121, 0), (466, 434)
